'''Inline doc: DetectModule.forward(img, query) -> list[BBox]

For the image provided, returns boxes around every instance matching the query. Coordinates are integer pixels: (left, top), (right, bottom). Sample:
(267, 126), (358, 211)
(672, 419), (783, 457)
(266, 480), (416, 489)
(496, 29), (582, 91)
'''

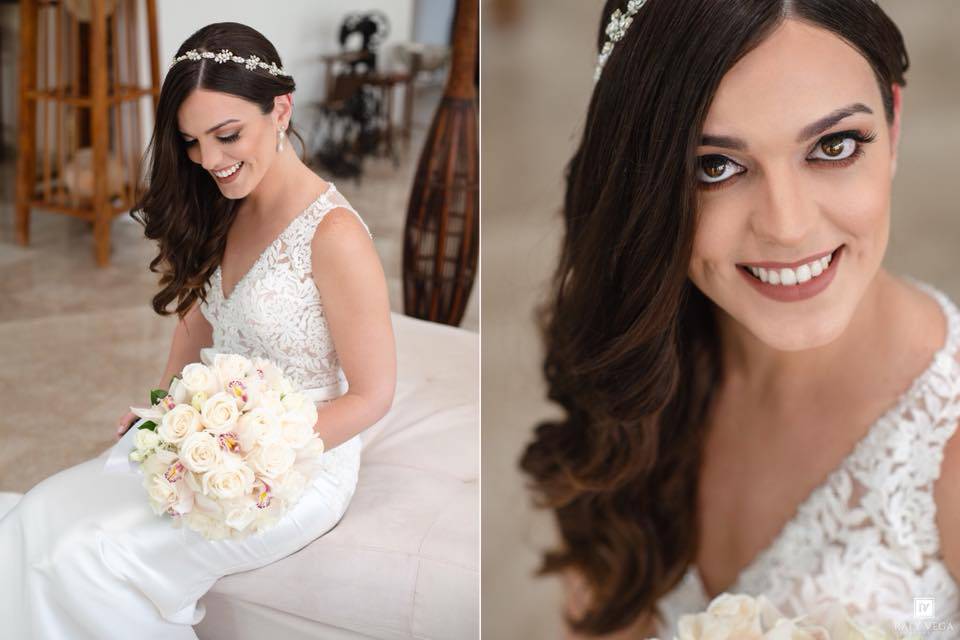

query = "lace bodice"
(655, 282), (960, 639)
(198, 182), (371, 472)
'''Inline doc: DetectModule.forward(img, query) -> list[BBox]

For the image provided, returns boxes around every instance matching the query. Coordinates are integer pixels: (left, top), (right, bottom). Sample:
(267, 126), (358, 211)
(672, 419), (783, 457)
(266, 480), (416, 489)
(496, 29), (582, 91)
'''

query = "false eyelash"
(183, 132), (240, 147)
(697, 128), (879, 191)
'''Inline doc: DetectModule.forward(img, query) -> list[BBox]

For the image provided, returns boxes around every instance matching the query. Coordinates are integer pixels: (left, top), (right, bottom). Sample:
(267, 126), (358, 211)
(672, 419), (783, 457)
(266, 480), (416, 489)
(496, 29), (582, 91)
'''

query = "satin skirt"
(0, 430), (361, 640)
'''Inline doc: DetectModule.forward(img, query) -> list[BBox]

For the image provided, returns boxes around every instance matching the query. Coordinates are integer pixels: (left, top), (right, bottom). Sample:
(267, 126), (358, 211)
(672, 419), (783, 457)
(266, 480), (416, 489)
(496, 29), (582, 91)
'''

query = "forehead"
(177, 89), (258, 133)
(704, 19), (881, 137)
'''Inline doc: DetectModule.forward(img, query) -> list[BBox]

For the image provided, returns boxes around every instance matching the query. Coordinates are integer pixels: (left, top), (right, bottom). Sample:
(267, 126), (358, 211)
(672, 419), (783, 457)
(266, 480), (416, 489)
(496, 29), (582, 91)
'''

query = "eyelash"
(183, 132), (240, 147)
(696, 129), (878, 191)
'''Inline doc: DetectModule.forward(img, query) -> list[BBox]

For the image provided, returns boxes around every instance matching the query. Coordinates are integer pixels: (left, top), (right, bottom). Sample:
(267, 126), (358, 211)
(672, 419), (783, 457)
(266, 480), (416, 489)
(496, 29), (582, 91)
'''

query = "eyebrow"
(179, 118), (240, 138)
(700, 102), (875, 151)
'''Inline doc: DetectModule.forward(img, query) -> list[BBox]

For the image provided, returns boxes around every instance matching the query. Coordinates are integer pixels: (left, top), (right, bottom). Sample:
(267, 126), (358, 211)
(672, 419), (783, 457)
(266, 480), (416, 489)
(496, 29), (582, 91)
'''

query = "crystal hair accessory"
(170, 48), (291, 77)
(593, 0), (880, 83)
(594, 0), (648, 83)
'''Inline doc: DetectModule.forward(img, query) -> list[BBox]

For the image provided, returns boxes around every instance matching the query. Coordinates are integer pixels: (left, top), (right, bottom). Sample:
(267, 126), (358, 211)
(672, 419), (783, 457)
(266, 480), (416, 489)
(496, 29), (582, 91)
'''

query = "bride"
(521, 1), (960, 638)
(0, 21), (395, 639)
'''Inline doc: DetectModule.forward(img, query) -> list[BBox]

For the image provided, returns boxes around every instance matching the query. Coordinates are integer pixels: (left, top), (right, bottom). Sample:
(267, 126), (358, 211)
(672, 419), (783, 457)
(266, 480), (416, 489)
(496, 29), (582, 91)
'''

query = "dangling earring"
(276, 126), (286, 153)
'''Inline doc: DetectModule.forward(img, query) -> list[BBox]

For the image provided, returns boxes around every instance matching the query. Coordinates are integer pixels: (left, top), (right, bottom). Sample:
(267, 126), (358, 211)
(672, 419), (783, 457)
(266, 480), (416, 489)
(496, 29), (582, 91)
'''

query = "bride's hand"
(115, 411), (138, 440)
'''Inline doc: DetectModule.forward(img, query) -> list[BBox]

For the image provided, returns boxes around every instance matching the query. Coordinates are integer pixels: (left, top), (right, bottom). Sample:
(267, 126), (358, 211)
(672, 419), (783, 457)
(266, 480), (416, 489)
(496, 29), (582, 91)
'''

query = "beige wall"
(480, 1), (960, 637)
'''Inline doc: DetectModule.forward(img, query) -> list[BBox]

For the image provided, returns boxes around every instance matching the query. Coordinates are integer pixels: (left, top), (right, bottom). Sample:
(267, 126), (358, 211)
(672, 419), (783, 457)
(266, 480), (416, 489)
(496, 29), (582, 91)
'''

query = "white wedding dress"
(0, 182), (372, 639)
(655, 282), (960, 639)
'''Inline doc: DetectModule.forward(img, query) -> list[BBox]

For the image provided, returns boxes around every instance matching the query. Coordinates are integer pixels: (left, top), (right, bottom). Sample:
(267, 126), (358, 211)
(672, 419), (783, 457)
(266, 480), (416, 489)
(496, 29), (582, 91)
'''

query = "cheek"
(689, 195), (749, 284)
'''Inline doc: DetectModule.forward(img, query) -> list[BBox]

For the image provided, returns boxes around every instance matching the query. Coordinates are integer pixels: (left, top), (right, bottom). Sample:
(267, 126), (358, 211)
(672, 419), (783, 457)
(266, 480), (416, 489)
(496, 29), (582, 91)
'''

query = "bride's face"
(687, 19), (901, 352)
(177, 88), (288, 199)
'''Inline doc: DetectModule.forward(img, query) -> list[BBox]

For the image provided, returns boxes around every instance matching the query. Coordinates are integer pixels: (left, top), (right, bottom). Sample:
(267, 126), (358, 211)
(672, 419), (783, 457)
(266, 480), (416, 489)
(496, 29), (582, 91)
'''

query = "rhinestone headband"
(594, 0), (880, 83)
(170, 48), (291, 77)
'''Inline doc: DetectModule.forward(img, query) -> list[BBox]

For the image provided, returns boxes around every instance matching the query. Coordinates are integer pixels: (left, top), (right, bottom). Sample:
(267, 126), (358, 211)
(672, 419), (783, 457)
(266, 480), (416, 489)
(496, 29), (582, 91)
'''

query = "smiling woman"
(0, 19), (397, 640)
(519, 1), (960, 638)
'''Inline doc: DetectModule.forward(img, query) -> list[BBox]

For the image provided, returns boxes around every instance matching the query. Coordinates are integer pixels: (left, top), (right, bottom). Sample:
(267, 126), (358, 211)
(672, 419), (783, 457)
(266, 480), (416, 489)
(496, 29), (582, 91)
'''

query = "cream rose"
(221, 497), (259, 532)
(279, 414), (316, 450)
(180, 363), (220, 397)
(200, 392), (240, 435)
(272, 469), (307, 503)
(201, 456), (255, 500)
(144, 474), (193, 516)
(157, 404), (202, 445)
(179, 431), (223, 473)
(247, 439), (296, 480)
(235, 407), (280, 451)
(184, 510), (231, 540)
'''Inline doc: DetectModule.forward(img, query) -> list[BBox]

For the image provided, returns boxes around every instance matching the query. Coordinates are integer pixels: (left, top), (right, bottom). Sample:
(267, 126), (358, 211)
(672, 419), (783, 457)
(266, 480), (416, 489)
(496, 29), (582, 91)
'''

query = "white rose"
(201, 456), (255, 500)
(144, 473), (187, 515)
(247, 439), (296, 480)
(179, 431), (223, 473)
(279, 415), (316, 450)
(200, 392), (240, 435)
(272, 469), (307, 503)
(213, 353), (253, 389)
(169, 376), (189, 404)
(235, 407), (280, 451)
(134, 428), (160, 453)
(221, 496), (259, 532)
(256, 388), (286, 415)
(184, 510), (231, 540)
(678, 594), (764, 640)
(180, 363), (220, 396)
(157, 404), (202, 445)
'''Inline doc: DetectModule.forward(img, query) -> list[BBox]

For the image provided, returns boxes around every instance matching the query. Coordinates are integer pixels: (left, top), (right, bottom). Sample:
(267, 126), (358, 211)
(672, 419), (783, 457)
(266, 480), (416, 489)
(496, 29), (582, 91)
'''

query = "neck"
(715, 269), (895, 407)
(241, 143), (311, 218)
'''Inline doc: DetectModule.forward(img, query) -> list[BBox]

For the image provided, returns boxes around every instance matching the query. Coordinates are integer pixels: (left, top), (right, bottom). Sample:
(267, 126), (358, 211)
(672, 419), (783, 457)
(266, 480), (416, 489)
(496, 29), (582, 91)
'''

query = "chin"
(745, 312), (850, 352)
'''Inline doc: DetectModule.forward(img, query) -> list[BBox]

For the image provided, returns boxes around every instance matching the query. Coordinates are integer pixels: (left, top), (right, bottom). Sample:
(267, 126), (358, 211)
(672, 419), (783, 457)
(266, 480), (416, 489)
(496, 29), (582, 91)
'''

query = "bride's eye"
(808, 130), (876, 164)
(696, 155), (745, 185)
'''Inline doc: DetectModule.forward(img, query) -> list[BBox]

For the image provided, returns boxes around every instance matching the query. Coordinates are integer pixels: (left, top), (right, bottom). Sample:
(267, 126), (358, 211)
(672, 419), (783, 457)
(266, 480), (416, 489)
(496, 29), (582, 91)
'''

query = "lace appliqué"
(198, 183), (372, 479)
(656, 282), (960, 639)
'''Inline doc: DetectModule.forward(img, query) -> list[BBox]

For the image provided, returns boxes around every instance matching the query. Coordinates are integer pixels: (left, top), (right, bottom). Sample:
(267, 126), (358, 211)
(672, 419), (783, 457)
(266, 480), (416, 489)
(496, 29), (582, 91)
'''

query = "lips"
(738, 247), (838, 270)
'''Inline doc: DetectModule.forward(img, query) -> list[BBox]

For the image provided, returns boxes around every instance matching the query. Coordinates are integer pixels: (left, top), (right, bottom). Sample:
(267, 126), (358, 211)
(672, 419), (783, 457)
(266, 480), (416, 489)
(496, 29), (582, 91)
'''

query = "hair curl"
(131, 22), (307, 320)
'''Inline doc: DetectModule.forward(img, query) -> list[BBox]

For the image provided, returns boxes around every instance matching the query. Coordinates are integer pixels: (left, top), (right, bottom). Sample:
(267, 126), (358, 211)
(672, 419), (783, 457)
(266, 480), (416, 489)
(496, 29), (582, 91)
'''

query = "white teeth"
(745, 250), (836, 286)
(213, 161), (242, 178)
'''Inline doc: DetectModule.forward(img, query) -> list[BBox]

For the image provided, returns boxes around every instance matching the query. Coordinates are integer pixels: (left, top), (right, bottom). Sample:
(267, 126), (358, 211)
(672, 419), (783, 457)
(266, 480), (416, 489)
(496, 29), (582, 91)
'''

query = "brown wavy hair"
(519, 0), (908, 635)
(131, 22), (307, 320)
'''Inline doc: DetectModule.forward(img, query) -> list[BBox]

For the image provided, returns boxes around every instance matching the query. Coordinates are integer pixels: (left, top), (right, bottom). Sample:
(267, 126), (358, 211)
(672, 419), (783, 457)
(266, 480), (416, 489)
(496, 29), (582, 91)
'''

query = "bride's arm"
(307, 207), (397, 450)
(562, 571), (659, 640)
(158, 298), (213, 389)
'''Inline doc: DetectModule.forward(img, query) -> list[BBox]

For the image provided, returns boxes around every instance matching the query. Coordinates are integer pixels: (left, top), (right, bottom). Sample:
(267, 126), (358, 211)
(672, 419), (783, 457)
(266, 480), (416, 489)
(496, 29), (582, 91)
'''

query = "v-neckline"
(217, 182), (336, 303)
(690, 282), (959, 602)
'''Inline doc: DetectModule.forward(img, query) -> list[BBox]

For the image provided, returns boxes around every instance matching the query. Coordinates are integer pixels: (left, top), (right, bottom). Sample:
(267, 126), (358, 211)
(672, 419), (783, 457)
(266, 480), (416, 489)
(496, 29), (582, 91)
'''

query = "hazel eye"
(810, 136), (857, 161)
(697, 155), (745, 184)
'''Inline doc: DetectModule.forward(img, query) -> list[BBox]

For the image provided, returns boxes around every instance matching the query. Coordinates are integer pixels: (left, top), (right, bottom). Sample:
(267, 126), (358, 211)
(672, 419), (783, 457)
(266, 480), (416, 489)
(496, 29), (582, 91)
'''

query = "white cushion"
(197, 313), (479, 640)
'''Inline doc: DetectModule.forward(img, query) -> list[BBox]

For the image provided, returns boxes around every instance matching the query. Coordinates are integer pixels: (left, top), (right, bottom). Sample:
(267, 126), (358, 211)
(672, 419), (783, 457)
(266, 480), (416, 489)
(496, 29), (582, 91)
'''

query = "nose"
(194, 140), (224, 172)
(749, 163), (815, 246)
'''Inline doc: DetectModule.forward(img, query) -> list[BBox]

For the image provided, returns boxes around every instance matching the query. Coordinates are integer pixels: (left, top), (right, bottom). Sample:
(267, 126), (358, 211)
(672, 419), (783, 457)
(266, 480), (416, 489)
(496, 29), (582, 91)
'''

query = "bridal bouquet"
(650, 592), (923, 640)
(127, 352), (326, 541)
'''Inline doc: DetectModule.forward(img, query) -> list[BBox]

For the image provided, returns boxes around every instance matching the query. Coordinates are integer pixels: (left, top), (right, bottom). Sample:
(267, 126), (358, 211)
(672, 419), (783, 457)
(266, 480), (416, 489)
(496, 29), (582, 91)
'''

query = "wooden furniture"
(402, 0), (478, 326)
(15, 0), (161, 266)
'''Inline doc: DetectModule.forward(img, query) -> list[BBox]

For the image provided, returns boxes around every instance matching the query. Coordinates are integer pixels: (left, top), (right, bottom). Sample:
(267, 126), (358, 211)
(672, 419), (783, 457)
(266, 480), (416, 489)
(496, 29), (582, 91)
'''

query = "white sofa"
(0, 312), (479, 639)
(194, 313), (479, 639)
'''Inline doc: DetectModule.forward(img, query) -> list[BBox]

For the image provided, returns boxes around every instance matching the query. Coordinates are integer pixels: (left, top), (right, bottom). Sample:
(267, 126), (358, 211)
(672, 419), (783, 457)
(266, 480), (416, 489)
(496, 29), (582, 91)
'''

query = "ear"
(889, 83), (903, 178)
(273, 93), (294, 129)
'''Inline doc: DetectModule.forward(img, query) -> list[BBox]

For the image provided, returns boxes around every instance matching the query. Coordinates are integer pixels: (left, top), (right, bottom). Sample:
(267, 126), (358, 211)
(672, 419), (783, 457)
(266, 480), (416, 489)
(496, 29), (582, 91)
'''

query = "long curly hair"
(131, 22), (307, 320)
(519, 0), (909, 635)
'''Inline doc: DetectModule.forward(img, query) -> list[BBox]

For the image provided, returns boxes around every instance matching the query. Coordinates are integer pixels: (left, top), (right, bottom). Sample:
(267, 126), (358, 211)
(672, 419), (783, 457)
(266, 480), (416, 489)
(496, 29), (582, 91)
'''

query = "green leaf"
(150, 388), (168, 405)
(138, 420), (157, 431)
